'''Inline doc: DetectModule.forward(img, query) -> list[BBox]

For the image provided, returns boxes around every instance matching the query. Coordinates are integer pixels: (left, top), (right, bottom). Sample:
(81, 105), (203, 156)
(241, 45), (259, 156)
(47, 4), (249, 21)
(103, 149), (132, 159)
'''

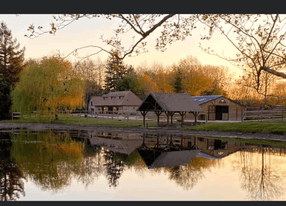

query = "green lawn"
(184, 121), (286, 135)
(8, 114), (158, 128)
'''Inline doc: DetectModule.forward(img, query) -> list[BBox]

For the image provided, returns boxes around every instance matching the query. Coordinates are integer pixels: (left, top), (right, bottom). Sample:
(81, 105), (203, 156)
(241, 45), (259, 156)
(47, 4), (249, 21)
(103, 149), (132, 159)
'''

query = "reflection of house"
(88, 131), (142, 155)
(137, 133), (200, 169)
(190, 95), (245, 121)
(88, 91), (142, 114)
(194, 137), (245, 158)
(141, 134), (245, 159)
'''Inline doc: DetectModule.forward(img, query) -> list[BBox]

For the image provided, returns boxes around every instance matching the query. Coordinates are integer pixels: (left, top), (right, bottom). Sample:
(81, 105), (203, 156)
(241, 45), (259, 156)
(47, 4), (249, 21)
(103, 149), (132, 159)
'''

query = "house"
(137, 92), (203, 127)
(88, 91), (142, 114)
(190, 95), (245, 121)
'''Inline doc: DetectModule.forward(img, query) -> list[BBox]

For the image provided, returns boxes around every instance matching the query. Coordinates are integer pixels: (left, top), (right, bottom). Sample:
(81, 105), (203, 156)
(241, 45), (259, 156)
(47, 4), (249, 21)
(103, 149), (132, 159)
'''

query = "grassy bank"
(184, 121), (286, 135)
(7, 114), (158, 128)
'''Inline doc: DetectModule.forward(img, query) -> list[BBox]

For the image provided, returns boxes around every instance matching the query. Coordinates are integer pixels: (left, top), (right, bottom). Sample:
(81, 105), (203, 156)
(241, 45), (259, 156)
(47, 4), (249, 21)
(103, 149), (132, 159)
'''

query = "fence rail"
(245, 109), (286, 121)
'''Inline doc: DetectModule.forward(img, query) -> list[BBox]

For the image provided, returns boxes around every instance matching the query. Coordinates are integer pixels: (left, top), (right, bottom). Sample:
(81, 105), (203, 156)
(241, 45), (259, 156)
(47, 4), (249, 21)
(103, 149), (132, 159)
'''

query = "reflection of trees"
(123, 150), (147, 178)
(77, 146), (105, 188)
(11, 130), (85, 193)
(103, 149), (125, 188)
(233, 146), (285, 200)
(0, 136), (25, 201)
(165, 157), (219, 190)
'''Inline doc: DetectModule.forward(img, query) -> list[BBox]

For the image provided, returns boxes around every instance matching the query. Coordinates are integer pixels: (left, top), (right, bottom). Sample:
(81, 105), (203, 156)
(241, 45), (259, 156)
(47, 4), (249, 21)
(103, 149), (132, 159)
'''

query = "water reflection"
(233, 146), (286, 200)
(1, 129), (286, 200)
(0, 133), (25, 201)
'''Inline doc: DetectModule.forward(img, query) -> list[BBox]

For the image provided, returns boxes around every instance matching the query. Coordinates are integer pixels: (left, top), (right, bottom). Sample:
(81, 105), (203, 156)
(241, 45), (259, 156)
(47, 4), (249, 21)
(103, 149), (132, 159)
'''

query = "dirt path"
(1, 122), (286, 142)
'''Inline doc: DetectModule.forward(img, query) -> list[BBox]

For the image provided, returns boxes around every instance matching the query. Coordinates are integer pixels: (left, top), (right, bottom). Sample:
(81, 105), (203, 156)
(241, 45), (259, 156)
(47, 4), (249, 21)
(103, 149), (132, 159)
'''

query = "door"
(215, 106), (229, 120)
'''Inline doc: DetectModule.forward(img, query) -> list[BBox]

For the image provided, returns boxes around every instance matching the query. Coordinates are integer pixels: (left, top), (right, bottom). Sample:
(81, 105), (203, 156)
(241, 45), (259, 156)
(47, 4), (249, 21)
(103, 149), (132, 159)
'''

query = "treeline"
(76, 53), (231, 102)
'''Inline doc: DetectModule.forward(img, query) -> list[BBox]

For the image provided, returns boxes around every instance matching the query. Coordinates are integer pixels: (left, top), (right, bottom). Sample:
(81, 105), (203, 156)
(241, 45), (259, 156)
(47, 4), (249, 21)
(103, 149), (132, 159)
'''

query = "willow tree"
(11, 56), (86, 120)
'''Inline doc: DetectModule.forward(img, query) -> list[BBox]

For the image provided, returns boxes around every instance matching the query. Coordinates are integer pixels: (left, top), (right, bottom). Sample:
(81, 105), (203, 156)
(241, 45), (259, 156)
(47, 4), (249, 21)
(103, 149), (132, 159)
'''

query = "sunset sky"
(0, 14), (243, 77)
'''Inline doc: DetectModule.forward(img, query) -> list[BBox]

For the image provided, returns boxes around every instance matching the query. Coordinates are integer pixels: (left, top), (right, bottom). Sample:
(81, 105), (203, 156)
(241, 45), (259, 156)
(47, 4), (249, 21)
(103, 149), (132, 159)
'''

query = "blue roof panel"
(192, 95), (223, 105)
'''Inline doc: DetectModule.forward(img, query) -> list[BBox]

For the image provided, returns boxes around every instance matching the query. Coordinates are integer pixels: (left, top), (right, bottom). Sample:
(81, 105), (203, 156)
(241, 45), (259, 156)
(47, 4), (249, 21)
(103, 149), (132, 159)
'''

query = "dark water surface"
(1, 128), (286, 201)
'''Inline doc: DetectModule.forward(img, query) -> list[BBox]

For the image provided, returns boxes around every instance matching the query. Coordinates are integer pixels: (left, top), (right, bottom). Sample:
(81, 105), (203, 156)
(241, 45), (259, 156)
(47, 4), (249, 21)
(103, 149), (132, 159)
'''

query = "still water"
(1, 128), (286, 201)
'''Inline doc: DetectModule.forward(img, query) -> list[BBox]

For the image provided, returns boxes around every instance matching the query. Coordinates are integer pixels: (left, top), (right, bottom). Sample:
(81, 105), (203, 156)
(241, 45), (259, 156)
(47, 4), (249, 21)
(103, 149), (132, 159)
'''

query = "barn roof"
(192, 95), (223, 105)
(137, 92), (203, 112)
(192, 95), (245, 107)
(93, 91), (142, 107)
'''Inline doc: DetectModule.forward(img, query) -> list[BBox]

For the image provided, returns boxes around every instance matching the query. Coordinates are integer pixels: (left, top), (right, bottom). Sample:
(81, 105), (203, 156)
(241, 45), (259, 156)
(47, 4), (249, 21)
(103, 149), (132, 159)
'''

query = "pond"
(1, 128), (286, 201)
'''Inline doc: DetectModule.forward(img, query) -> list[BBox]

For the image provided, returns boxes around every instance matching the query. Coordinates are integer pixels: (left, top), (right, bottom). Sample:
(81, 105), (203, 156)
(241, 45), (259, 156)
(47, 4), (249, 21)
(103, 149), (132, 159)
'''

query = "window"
(119, 96), (124, 100)
(219, 99), (226, 103)
(91, 101), (93, 106)
(111, 96), (116, 100)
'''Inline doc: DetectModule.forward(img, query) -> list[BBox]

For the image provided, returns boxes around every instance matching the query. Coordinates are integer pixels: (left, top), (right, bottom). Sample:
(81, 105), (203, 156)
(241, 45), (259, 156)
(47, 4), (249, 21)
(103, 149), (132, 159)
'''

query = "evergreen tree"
(0, 22), (25, 120)
(173, 70), (183, 93)
(0, 75), (11, 120)
(104, 51), (134, 93)
(0, 22), (25, 87)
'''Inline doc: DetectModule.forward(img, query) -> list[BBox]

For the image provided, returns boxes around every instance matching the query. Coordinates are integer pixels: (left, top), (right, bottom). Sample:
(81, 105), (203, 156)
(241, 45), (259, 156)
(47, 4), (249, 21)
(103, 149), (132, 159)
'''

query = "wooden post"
(155, 111), (162, 127)
(140, 111), (148, 127)
(179, 111), (186, 127)
(165, 112), (170, 128)
(170, 112), (174, 125)
(194, 112), (198, 126)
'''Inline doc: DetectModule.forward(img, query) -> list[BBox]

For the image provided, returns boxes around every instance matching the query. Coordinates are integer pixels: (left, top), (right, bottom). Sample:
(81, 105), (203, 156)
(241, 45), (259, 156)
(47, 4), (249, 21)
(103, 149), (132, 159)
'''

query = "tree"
(73, 58), (103, 111)
(26, 14), (196, 60)
(197, 14), (286, 92)
(114, 75), (135, 92)
(172, 56), (213, 96)
(172, 69), (183, 93)
(0, 137), (25, 201)
(0, 22), (25, 120)
(0, 22), (25, 86)
(0, 75), (12, 120)
(104, 51), (134, 93)
(11, 56), (86, 120)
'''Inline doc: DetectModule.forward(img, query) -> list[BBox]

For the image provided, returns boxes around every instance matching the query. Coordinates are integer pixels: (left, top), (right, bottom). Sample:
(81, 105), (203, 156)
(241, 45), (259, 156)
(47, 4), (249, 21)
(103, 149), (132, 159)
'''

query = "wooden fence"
(245, 108), (286, 121)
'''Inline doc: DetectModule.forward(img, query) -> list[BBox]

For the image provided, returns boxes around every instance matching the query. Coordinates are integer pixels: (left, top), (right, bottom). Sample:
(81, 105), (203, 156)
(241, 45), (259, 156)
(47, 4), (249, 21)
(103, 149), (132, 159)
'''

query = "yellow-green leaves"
(12, 56), (86, 119)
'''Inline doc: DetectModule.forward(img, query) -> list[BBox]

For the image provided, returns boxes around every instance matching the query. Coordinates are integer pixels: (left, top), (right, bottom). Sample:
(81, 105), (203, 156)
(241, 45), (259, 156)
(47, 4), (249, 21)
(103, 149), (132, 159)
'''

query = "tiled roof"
(192, 95), (223, 105)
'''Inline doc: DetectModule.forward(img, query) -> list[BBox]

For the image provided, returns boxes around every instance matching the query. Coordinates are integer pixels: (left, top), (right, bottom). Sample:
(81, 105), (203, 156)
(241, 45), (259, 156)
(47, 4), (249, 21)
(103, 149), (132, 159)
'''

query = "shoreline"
(1, 122), (286, 142)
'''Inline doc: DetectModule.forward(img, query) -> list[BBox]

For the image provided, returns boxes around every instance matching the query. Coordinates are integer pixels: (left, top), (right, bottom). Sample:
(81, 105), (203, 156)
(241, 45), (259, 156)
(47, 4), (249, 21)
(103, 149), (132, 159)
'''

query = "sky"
(0, 14), (244, 78)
